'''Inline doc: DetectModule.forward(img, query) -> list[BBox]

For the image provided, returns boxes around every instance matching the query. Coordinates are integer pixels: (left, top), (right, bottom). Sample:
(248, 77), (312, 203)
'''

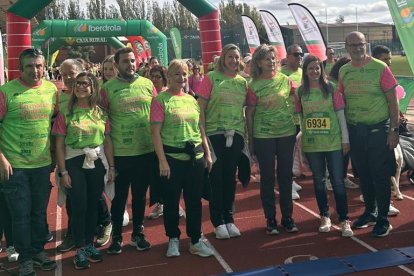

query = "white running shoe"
(166, 238), (180, 257)
(359, 194), (364, 203)
(179, 205), (186, 217)
(214, 224), (230, 239)
(148, 203), (163, 220)
(226, 223), (241, 238)
(326, 179), (333, 191)
(318, 216), (331, 233)
(340, 220), (354, 237)
(388, 204), (400, 216)
(344, 178), (359, 189)
(123, 210), (130, 226)
(292, 189), (300, 200)
(189, 239), (213, 257)
(292, 180), (302, 191)
(6, 246), (19, 262)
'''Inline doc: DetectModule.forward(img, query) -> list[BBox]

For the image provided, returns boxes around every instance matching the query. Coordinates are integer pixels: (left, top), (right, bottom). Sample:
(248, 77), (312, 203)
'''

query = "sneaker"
(46, 232), (54, 242)
(292, 180), (302, 191)
(56, 235), (75, 252)
(373, 219), (393, 237)
(179, 205), (186, 217)
(352, 213), (377, 229)
(84, 244), (103, 263)
(225, 223), (241, 238)
(340, 220), (354, 237)
(96, 223), (112, 247)
(214, 224), (230, 239)
(189, 239), (213, 257)
(359, 194), (365, 203)
(326, 179), (333, 191)
(388, 204), (400, 216)
(292, 189), (300, 200)
(129, 234), (151, 251)
(344, 177), (359, 189)
(106, 239), (122, 255)
(73, 248), (90, 270)
(266, 219), (279, 235)
(148, 203), (163, 219)
(32, 251), (57, 271)
(123, 210), (130, 226)
(166, 238), (180, 257)
(6, 246), (19, 262)
(19, 260), (35, 276)
(282, 217), (299, 233)
(318, 216), (331, 233)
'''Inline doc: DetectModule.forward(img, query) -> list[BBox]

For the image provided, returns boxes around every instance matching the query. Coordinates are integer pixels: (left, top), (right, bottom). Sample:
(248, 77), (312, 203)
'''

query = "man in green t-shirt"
(280, 44), (303, 87)
(323, 47), (336, 75)
(0, 48), (57, 275)
(338, 32), (399, 237)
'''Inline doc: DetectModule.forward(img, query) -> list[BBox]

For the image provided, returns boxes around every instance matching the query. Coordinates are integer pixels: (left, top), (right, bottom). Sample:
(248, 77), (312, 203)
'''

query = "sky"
(94, 0), (393, 25)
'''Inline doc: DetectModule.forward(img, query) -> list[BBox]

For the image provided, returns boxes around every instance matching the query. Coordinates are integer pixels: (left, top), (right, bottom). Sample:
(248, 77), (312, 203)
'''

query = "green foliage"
(67, 46), (95, 62)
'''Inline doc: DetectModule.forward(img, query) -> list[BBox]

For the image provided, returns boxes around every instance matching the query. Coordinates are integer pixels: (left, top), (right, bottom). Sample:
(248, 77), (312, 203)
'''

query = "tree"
(68, 46), (96, 62)
(36, 0), (66, 20)
(88, 0), (107, 19)
(336, 15), (345, 24)
(67, 0), (85, 19)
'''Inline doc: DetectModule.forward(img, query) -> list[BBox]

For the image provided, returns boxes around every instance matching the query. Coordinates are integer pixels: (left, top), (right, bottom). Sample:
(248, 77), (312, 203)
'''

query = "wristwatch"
(58, 170), (68, 177)
(390, 127), (399, 132)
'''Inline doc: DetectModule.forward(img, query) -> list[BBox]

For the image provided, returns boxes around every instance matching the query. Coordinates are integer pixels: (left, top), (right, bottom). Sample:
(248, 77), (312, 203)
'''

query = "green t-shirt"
(102, 76), (154, 156)
(153, 92), (203, 161)
(58, 91), (71, 114)
(63, 107), (107, 149)
(298, 85), (341, 152)
(248, 73), (296, 138)
(281, 66), (303, 87)
(204, 71), (247, 136)
(339, 59), (390, 125)
(324, 62), (334, 76)
(0, 79), (57, 168)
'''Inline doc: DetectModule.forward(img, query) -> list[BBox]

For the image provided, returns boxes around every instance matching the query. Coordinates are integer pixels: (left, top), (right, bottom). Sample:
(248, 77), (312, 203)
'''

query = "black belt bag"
(163, 142), (204, 165)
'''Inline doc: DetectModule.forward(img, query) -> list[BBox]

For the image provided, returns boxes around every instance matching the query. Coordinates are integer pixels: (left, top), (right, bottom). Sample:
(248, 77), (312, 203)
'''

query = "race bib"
(305, 112), (331, 132)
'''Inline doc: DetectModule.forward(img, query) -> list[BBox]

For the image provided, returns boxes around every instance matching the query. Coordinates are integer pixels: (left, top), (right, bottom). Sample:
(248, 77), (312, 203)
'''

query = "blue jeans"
(1, 165), (51, 262)
(305, 150), (349, 221)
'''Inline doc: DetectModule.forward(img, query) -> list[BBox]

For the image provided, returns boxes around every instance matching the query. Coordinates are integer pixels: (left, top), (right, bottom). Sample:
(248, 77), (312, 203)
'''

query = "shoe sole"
(129, 241), (151, 251)
(284, 227), (299, 233)
(189, 249), (213, 257)
(73, 259), (90, 270)
(166, 252), (180, 257)
(96, 237), (111, 247)
(32, 262), (57, 271)
(341, 232), (354, 238)
(57, 244), (75, 253)
(318, 227), (331, 233)
(266, 230), (280, 235)
(373, 224), (393, 237)
(352, 222), (376, 229)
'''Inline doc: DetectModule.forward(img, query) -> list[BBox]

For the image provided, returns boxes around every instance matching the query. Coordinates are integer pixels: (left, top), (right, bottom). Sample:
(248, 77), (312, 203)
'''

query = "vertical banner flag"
(259, 10), (287, 61)
(241, 15), (260, 54)
(386, 0), (414, 74)
(0, 31), (4, 85)
(170, 27), (182, 59)
(288, 3), (327, 61)
(127, 36), (146, 65)
(50, 50), (59, 67)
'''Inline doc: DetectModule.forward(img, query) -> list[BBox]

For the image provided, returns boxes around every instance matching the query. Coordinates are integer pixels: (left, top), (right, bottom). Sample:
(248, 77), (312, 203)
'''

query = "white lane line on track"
(259, 242), (315, 251)
(55, 205), (63, 276)
(402, 194), (414, 201)
(202, 235), (234, 273)
(105, 263), (168, 273)
(289, 192), (414, 275)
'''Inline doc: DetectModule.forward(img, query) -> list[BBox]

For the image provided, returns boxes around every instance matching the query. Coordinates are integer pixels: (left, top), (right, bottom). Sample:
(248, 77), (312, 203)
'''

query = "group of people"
(0, 30), (401, 275)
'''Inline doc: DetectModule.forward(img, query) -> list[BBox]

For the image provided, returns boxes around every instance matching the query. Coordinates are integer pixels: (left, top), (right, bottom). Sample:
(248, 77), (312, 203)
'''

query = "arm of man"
(0, 91), (13, 181)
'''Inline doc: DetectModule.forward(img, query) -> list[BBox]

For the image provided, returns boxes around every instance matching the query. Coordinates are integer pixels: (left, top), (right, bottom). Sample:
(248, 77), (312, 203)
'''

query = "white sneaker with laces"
(179, 205), (186, 217)
(148, 203), (163, 220)
(214, 224), (230, 239)
(318, 216), (331, 233)
(340, 220), (354, 237)
(292, 180), (302, 191)
(292, 189), (300, 200)
(344, 178), (359, 189)
(226, 223), (241, 238)
(6, 246), (19, 262)
(166, 238), (180, 257)
(123, 210), (130, 226)
(388, 204), (400, 216)
(189, 239), (213, 257)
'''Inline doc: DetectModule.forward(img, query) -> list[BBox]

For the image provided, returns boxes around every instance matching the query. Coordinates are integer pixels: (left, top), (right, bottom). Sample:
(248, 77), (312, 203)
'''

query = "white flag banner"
(0, 31), (4, 85)
(259, 10), (287, 60)
(241, 15), (260, 54)
(288, 3), (326, 61)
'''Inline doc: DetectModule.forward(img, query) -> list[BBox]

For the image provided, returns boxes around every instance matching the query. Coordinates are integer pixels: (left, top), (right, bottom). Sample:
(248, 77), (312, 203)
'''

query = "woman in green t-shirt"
(297, 55), (353, 237)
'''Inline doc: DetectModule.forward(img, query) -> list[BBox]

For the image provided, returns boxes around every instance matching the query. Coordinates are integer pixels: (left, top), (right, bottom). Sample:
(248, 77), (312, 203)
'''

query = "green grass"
(391, 56), (413, 76)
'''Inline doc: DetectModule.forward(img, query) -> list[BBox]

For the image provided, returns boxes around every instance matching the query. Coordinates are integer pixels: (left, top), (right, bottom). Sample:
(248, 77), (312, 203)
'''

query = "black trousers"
(0, 191), (13, 247)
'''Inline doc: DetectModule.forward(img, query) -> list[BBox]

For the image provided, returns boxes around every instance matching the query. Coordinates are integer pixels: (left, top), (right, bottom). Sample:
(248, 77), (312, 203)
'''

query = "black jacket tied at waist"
(163, 141), (204, 165)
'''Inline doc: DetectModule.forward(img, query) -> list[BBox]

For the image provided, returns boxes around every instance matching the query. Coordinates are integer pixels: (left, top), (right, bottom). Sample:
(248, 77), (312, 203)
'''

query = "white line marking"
(202, 235), (233, 273)
(105, 263), (168, 273)
(54, 205), (63, 276)
(402, 194), (414, 201)
(260, 242), (315, 251)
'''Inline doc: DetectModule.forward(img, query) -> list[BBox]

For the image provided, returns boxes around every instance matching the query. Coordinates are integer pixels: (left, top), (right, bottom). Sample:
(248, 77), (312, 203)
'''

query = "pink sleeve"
(336, 77), (344, 95)
(104, 119), (111, 135)
(0, 92), (6, 120)
(52, 113), (67, 135)
(152, 85), (158, 97)
(196, 75), (212, 100)
(245, 87), (257, 106)
(100, 89), (109, 111)
(380, 66), (398, 93)
(333, 91), (345, 110)
(150, 98), (164, 123)
(289, 79), (297, 94)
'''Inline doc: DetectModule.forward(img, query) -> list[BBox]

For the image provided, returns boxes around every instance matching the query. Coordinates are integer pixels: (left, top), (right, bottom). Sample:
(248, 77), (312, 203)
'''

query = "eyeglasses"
(76, 81), (91, 88)
(291, 52), (304, 57)
(150, 75), (162, 79)
(328, 52), (335, 55)
(347, 43), (366, 48)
